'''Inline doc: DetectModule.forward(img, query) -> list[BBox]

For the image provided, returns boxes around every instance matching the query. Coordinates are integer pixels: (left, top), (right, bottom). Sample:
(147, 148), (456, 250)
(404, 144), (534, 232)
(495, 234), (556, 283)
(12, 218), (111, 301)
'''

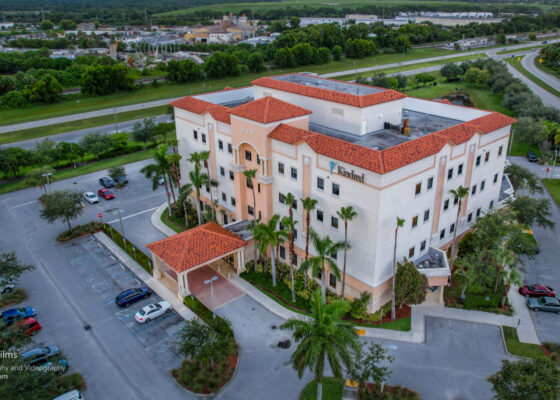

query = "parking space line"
(106, 206), (159, 224)
(105, 299), (115, 304)
(132, 313), (175, 334)
(120, 264), (125, 270)
(110, 255), (116, 261)
(9, 200), (37, 209)
(145, 330), (181, 352)
(134, 279), (141, 286)
(112, 271), (130, 280)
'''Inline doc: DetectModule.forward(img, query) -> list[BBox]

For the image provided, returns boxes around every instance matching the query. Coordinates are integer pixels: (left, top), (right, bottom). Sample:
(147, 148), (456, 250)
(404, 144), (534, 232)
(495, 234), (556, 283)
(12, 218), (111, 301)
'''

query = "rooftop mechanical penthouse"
(151, 73), (515, 311)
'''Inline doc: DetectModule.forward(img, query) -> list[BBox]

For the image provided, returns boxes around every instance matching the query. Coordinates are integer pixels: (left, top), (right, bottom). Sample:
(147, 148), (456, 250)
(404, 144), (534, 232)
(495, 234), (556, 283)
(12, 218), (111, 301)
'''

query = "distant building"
(0, 22), (14, 30)
(76, 22), (96, 31)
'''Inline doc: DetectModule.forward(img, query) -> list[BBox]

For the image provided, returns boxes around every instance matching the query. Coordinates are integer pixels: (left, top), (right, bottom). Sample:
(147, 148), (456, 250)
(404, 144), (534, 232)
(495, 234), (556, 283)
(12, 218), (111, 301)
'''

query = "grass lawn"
(299, 377), (344, 400)
(535, 59), (560, 80)
(502, 326), (546, 360)
(504, 57), (560, 98)
(542, 179), (560, 208)
(0, 47), (457, 127)
(496, 43), (548, 55)
(508, 136), (542, 157)
(0, 105), (168, 145)
(0, 149), (153, 194)
(160, 207), (189, 233)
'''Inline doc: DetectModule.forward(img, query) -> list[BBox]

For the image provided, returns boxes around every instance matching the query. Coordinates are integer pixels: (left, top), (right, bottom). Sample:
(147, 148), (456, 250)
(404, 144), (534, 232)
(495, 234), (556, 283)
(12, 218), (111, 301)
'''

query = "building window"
(476, 208), (481, 217)
(471, 185), (477, 195)
(220, 166), (225, 176)
(279, 222), (284, 231)
(293, 229), (297, 240)
(423, 209), (430, 222)
(331, 251), (337, 260)
(291, 167), (297, 179)
(222, 192), (226, 201)
(458, 164), (463, 176)
(248, 205), (254, 215)
(279, 193), (284, 204)
(454, 196), (458, 205)
(485, 152), (490, 163)
(447, 168), (453, 180)
(412, 216), (418, 228)
(227, 143), (232, 153)
(490, 200), (494, 209)
(409, 247), (415, 258)
(223, 215), (229, 225)
(420, 240), (426, 251)
(218, 140), (223, 150)
(498, 145), (503, 156)
(278, 162), (284, 174)
(468, 213), (473, 222)
(292, 199), (298, 210)
(476, 155), (481, 166)
(493, 173), (498, 184)
(279, 246), (286, 259)
(246, 177), (253, 188)
(257, 155), (260, 165)
(332, 183), (340, 196)
(229, 171), (234, 181)
(205, 184), (209, 192)
(444, 199), (449, 211)
(317, 177), (325, 190)
(231, 197), (236, 206)
(317, 210), (324, 222)
(329, 274), (337, 288)
(415, 182), (422, 196)
(193, 130), (198, 140)
(201, 133), (206, 144)
(427, 177), (433, 190)
(331, 216), (339, 229)
(245, 150), (252, 161)
(258, 184), (261, 193)
(450, 223), (455, 233)
(480, 180), (486, 191)
(292, 253), (298, 266)
(317, 269), (322, 280)
(440, 229), (445, 240)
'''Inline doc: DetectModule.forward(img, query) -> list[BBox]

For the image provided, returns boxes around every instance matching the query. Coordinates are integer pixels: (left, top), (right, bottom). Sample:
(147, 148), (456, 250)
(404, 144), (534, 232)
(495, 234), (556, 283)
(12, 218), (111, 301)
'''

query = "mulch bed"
(175, 354), (238, 395)
(359, 383), (418, 399)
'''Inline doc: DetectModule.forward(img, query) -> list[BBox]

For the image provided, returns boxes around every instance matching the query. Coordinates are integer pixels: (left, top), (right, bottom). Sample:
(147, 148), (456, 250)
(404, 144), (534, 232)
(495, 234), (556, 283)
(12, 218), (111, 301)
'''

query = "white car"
(134, 301), (172, 323)
(0, 279), (15, 295)
(157, 176), (165, 185)
(83, 192), (99, 204)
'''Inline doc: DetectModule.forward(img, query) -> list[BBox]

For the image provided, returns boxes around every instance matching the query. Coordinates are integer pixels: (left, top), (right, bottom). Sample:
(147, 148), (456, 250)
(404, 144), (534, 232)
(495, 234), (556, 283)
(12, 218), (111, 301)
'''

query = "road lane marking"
(9, 200), (37, 209)
(107, 206), (159, 224)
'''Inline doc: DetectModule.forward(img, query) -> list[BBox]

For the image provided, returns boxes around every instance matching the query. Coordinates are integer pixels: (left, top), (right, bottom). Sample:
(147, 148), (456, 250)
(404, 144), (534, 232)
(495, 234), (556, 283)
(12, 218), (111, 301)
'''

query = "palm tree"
(244, 168), (258, 269)
(177, 183), (193, 228)
(301, 197), (318, 289)
(166, 151), (182, 191)
(141, 144), (174, 216)
(281, 290), (359, 400)
(301, 229), (345, 302)
(449, 186), (469, 263)
(281, 215), (298, 303)
(188, 164), (209, 226)
(500, 266), (522, 308)
(199, 151), (217, 222)
(257, 214), (286, 287)
(336, 206), (357, 299)
(391, 217), (405, 320)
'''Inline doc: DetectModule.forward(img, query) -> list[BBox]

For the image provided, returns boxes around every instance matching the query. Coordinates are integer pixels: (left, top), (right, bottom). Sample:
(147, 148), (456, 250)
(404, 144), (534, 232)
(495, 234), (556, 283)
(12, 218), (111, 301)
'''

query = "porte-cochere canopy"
(146, 222), (246, 273)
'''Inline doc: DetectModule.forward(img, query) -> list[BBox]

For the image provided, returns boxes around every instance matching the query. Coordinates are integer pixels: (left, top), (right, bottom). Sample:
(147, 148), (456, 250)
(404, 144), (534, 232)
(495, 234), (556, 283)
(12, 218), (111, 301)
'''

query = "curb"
(151, 202), (176, 237)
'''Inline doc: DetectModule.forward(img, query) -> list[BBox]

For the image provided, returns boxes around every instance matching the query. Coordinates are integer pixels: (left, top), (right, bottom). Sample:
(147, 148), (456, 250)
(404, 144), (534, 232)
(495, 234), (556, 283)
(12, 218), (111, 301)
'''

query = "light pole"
(42, 172), (53, 194)
(204, 276), (218, 319)
(113, 209), (126, 246)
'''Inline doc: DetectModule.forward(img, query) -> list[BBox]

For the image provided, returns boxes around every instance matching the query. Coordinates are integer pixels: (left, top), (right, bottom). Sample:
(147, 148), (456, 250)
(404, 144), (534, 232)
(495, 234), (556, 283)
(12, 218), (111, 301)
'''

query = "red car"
(97, 188), (115, 200)
(1, 318), (42, 340)
(519, 284), (556, 298)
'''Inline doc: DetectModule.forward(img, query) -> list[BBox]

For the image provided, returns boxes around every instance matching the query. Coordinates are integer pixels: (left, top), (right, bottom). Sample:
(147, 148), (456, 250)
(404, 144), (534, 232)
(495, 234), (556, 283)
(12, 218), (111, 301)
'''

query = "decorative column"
(178, 272), (190, 298)
(152, 254), (162, 280)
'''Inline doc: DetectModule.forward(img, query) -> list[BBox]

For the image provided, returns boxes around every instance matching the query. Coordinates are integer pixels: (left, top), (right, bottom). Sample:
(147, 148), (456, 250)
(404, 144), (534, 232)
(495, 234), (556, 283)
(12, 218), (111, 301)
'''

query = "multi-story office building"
(164, 73), (515, 310)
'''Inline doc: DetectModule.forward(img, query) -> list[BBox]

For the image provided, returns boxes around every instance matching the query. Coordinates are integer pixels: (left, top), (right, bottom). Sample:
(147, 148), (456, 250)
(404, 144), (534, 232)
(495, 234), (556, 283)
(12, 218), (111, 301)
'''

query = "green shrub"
(102, 223), (152, 273)
(347, 291), (371, 320)
(462, 293), (501, 309)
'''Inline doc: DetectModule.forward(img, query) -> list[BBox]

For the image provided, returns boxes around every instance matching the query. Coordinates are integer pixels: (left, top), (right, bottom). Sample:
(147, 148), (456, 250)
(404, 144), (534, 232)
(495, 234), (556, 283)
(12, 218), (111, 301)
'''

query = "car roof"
(52, 390), (82, 400)
(2, 308), (22, 316)
(542, 297), (559, 303)
(532, 284), (550, 290)
(84, 191), (95, 195)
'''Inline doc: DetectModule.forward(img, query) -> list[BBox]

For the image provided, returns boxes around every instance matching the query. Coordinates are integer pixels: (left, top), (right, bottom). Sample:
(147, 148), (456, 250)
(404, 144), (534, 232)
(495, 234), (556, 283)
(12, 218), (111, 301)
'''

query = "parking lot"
(61, 235), (184, 369)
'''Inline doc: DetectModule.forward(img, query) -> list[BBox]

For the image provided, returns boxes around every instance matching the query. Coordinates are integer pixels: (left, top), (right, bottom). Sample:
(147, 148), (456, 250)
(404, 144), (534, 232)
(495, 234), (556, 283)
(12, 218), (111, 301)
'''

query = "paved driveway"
(188, 265), (245, 310)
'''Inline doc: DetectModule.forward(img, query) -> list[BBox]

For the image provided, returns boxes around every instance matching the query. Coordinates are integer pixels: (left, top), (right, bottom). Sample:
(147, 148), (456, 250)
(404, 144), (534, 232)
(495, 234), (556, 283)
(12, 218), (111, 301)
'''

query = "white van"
(52, 390), (84, 400)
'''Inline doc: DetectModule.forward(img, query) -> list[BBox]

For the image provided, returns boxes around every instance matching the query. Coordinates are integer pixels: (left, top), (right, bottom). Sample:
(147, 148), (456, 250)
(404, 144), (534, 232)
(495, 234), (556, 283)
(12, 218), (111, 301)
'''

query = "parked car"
(527, 151), (538, 162)
(526, 297), (560, 313)
(21, 345), (61, 366)
(83, 192), (99, 204)
(1, 307), (36, 325)
(157, 176), (165, 185)
(519, 284), (556, 298)
(0, 278), (15, 294)
(99, 177), (114, 188)
(135, 301), (172, 323)
(52, 390), (84, 400)
(116, 176), (128, 184)
(12, 317), (41, 336)
(115, 287), (152, 308)
(38, 359), (69, 375)
(97, 188), (115, 200)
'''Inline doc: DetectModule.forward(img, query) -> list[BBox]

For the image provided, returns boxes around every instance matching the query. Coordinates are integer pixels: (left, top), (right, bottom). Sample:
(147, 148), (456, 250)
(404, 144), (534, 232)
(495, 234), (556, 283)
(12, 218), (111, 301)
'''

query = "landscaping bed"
(49, 373), (86, 397)
(57, 221), (104, 242)
(542, 342), (560, 365)
(360, 383), (420, 400)
(502, 326), (546, 360)
(160, 206), (189, 234)
(0, 288), (27, 307)
(102, 224), (153, 274)
(299, 377), (344, 400)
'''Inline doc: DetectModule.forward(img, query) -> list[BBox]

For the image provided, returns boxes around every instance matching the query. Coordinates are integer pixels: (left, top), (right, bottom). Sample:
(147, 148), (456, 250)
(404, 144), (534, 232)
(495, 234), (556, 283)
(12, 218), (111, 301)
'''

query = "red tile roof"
(228, 96), (312, 123)
(207, 106), (231, 124)
(169, 87), (237, 123)
(252, 75), (406, 107)
(146, 222), (246, 273)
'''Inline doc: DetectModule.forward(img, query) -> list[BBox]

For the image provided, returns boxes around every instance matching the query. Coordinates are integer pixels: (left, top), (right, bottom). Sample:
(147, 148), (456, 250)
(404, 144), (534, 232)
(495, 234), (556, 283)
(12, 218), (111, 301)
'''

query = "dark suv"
(527, 151), (538, 162)
(115, 287), (152, 308)
(99, 177), (115, 188)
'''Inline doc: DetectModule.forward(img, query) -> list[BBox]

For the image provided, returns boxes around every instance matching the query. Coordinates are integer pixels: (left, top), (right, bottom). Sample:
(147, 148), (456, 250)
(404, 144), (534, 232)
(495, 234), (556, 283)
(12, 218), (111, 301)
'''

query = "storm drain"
(84, 324), (92, 331)
(278, 340), (291, 349)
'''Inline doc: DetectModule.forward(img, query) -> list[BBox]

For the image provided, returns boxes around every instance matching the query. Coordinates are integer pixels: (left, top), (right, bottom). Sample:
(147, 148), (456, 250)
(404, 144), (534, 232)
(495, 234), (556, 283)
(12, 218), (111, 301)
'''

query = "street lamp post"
(204, 276), (218, 319)
(113, 209), (126, 247)
(42, 172), (53, 194)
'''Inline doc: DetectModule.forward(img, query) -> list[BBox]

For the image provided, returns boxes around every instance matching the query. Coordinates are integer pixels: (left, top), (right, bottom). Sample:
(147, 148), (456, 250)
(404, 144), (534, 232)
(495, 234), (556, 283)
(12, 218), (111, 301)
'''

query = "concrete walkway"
(94, 231), (196, 322)
(151, 202), (177, 237)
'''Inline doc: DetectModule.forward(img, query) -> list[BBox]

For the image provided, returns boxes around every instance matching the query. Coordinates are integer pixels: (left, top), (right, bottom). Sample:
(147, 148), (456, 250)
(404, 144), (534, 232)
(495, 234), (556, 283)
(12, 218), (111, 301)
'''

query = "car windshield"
(86, 193), (95, 198)
(138, 310), (146, 316)
(538, 298), (546, 304)
(16, 308), (25, 314)
(105, 191), (113, 195)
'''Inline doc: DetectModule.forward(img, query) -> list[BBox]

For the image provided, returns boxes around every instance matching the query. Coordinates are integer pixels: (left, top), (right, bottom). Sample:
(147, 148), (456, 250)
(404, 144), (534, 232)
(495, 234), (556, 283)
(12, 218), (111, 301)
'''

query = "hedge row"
(102, 223), (153, 274)
(183, 295), (234, 339)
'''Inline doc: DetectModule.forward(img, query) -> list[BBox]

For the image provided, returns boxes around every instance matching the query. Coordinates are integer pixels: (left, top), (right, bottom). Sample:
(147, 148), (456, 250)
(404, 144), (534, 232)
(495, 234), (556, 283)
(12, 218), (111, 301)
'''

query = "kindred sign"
(336, 165), (365, 183)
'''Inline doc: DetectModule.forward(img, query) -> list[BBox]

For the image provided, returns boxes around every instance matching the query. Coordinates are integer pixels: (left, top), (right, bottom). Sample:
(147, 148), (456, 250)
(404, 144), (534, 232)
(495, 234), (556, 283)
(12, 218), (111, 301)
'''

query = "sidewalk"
(151, 202), (176, 237)
(94, 231), (196, 322)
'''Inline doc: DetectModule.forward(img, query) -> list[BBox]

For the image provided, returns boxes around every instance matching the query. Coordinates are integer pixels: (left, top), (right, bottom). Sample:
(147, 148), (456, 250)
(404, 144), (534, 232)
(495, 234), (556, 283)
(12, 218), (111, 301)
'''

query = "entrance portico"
(146, 222), (247, 300)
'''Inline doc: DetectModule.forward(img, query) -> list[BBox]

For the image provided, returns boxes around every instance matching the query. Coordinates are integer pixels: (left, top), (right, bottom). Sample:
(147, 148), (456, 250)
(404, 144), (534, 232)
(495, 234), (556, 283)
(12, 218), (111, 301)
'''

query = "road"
(2, 39), (560, 136)
(0, 114), (172, 150)
(521, 51), (560, 91)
